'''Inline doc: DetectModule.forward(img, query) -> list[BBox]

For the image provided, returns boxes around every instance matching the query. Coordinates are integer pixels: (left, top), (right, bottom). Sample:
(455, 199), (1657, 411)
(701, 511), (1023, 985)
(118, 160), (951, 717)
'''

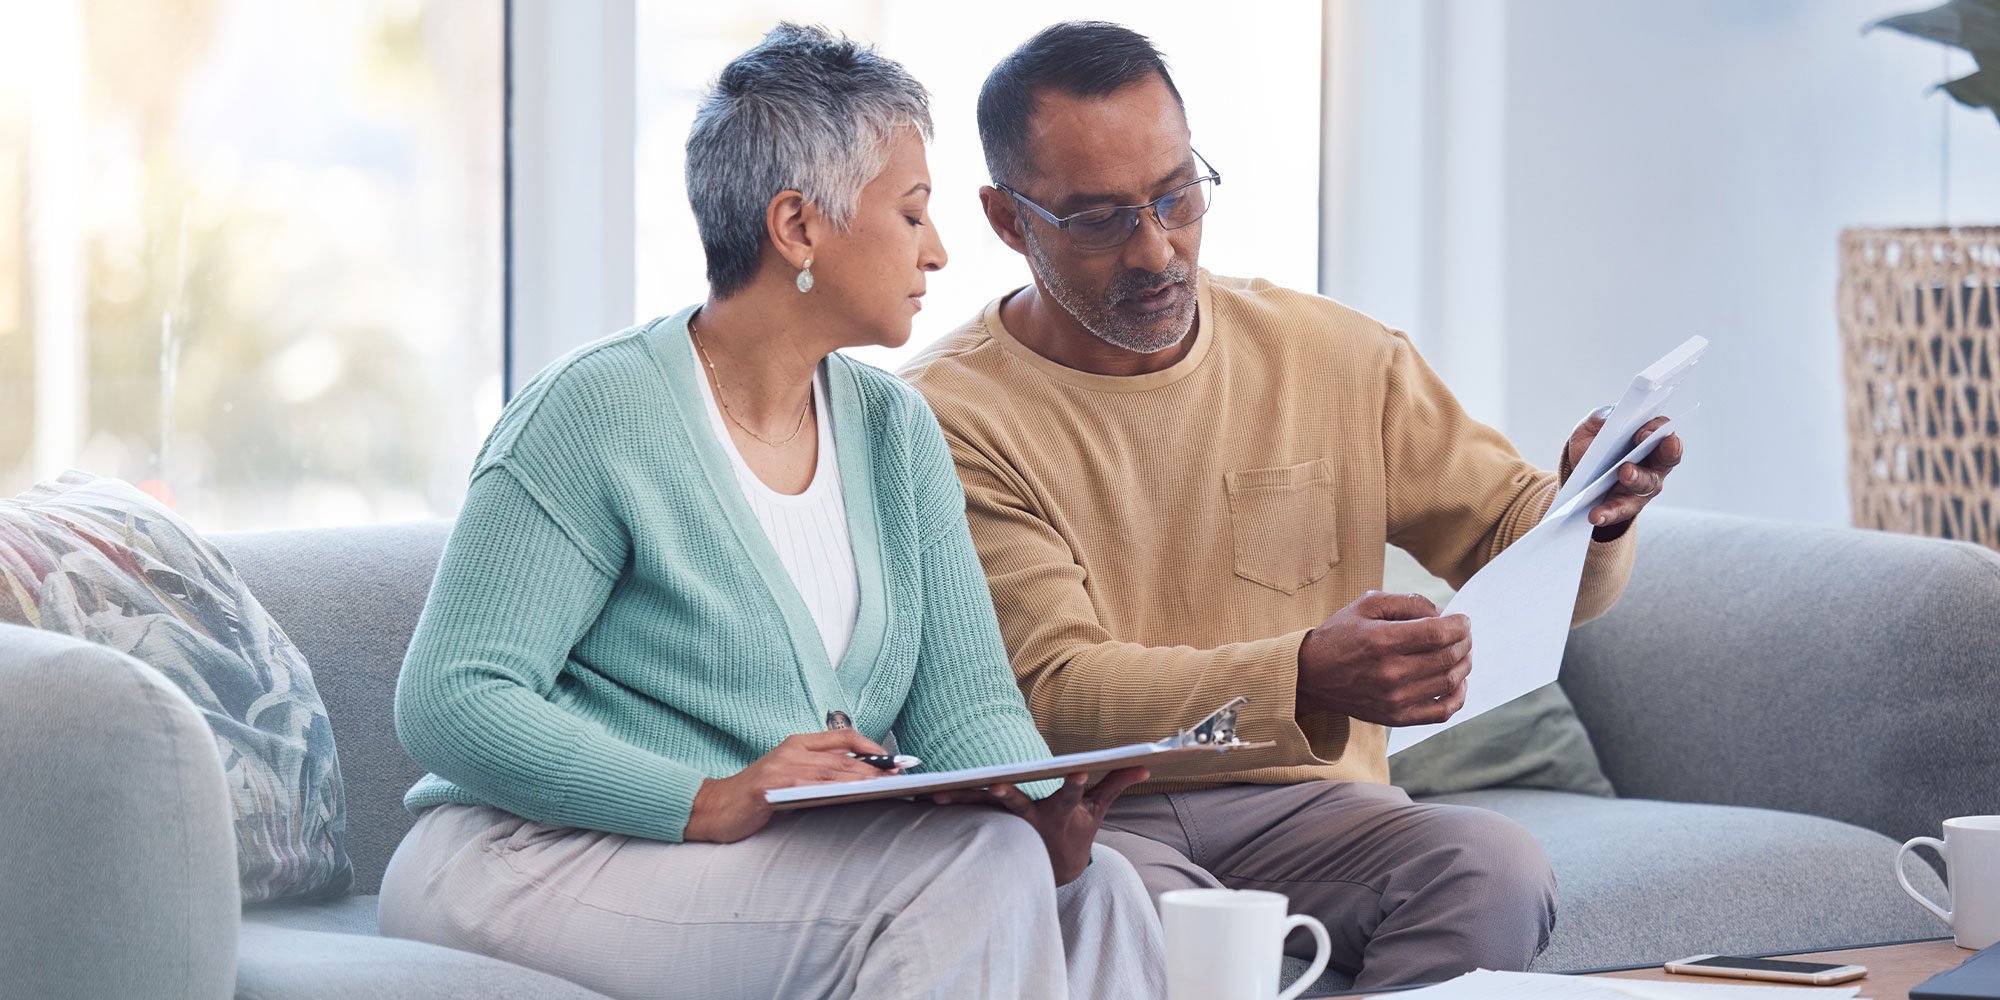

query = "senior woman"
(376, 23), (1165, 1000)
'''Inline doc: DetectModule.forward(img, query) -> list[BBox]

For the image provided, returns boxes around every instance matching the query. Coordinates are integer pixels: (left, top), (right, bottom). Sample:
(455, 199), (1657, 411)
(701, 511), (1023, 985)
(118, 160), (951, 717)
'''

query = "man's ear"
(765, 189), (815, 270)
(979, 185), (1030, 257)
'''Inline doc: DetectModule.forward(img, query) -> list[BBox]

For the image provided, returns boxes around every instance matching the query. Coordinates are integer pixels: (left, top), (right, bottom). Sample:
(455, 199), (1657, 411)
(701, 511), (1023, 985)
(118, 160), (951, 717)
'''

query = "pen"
(824, 711), (922, 771)
(853, 753), (923, 772)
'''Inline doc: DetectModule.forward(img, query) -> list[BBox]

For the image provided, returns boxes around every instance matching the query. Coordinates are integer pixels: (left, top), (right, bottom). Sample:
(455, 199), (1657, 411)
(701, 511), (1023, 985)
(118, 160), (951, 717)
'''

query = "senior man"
(901, 21), (1683, 990)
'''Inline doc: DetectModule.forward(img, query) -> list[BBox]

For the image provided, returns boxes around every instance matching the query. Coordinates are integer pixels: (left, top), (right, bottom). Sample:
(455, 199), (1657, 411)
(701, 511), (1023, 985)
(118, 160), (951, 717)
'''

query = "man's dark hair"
(976, 21), (1186, 188)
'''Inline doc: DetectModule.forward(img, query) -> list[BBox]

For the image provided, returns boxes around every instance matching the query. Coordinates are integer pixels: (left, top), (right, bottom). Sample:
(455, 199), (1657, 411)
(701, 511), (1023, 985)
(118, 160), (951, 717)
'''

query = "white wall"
(1324, 0), (2000, 527)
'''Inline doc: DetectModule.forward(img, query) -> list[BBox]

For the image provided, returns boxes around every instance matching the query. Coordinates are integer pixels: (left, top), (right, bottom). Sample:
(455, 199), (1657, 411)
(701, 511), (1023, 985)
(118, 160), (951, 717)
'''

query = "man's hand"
(683, 730), (891, 844)
(1566, 410), (1684, 542)
(929, 766), (1151, 885)
(1295, 591), (1472, 726)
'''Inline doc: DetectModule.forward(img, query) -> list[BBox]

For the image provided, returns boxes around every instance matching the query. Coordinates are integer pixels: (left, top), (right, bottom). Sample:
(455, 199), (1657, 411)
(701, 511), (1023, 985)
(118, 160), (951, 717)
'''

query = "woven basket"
(1839, 226), (2000, 548)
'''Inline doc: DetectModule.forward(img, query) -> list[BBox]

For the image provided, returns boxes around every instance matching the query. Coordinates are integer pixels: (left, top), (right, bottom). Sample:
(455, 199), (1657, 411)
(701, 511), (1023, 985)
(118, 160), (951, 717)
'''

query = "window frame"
(504, 0), (638, 399)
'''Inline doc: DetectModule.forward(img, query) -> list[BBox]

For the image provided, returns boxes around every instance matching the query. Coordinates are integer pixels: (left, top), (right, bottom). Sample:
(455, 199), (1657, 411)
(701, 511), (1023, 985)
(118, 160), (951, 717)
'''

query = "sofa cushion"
(1558, 509), (2000, 849)
(216, 521), (451, 896)
(235, 923), (615, 1000)
(1425, 789), (1949, 972)
(243, 894), (383, 937)
(0, 471), (351, 902)
(1391, 684), (1617, 798)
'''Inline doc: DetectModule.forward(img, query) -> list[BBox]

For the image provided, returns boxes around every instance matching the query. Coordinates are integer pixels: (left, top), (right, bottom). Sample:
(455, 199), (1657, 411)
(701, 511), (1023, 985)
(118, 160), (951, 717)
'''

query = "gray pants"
(379, 801), (1166, 1000)
(1098, 781), (1556, 990)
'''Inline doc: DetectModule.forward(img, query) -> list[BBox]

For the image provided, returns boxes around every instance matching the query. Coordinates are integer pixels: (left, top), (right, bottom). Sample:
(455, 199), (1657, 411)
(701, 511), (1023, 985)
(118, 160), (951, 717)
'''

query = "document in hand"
(1555, 335), (1707, 511)
(765, 698), (1276, 810)
(1385, 336), (1706, 756)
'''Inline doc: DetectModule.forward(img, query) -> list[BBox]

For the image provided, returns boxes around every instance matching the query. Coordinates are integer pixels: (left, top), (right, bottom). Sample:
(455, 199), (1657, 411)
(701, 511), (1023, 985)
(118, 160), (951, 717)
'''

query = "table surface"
(1356, 938), (1973, 999)
(1593, 939), (1969, 998)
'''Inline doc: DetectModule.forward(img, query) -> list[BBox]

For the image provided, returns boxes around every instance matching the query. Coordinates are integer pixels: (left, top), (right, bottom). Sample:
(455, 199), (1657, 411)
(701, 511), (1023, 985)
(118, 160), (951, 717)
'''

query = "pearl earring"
(796, 259), (815, 293)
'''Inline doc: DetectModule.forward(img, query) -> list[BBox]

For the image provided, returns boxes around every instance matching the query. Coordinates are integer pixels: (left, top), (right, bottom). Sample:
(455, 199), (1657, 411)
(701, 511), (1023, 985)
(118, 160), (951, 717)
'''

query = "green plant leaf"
(1939, 61), (2000, 121)
(1872, 0), (2000, 51)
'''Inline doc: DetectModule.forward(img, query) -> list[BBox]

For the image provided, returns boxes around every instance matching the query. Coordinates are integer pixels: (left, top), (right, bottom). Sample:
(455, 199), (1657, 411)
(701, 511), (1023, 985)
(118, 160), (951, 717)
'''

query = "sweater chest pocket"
(1223, 460), (1339, 595)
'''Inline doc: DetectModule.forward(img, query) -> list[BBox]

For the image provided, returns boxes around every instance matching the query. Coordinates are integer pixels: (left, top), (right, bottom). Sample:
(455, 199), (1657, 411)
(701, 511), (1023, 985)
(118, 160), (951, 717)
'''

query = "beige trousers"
(1098, 780), (1557, 990)
(378, 801), (1165, 1000)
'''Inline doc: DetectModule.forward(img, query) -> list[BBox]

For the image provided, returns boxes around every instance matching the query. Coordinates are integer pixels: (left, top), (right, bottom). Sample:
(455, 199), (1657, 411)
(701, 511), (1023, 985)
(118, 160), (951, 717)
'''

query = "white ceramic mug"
(1897, 815), (2000, 950)
(1161, 888), (1331, 1000)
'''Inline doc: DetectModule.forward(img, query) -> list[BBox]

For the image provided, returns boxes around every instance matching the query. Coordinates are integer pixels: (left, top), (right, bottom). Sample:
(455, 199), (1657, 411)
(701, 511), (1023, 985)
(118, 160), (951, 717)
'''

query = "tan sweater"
(901, 272), (1636, 790)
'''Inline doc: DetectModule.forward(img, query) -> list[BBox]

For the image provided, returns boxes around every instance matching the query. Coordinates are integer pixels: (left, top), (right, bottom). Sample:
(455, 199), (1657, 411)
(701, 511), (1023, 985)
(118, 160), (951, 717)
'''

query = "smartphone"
(1664, 954), (1867, 986)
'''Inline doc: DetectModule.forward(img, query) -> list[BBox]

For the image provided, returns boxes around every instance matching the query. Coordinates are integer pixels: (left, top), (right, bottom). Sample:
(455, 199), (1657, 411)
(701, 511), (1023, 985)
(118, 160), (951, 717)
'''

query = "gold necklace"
(689, 318), (814, 448)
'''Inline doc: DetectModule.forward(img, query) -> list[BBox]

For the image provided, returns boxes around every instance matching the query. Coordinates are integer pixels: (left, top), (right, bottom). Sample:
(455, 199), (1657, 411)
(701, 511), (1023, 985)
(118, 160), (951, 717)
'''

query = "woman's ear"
(765, 190), (814, 270)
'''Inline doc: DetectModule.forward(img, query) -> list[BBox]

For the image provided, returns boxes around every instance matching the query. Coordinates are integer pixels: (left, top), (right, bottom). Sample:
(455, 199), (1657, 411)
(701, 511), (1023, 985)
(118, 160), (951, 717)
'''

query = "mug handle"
(1897, 836), (1953, 926)
(1276, 913), (1331, 1000)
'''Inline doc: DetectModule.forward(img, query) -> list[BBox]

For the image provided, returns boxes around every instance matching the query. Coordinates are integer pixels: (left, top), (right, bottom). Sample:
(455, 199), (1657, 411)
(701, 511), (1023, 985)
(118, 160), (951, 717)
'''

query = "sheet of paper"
(1389, 969), (1860, 999)
(1386, 420), (1675, 755)
(1553, 335), (1706, 512)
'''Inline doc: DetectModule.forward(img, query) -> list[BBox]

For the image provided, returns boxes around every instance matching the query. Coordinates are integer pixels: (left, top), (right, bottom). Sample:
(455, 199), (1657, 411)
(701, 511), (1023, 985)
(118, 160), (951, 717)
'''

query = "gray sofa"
(2, 507), (1994, 998)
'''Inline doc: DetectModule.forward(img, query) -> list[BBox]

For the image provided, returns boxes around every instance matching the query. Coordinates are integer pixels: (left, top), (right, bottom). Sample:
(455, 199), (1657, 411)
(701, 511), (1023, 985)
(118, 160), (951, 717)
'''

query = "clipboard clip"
(1177, 697), (1250, 747)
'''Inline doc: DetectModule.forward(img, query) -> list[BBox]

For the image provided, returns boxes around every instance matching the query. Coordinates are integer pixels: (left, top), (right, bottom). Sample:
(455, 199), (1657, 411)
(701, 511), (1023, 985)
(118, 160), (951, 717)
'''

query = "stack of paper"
(1388, 969), (1862, 999)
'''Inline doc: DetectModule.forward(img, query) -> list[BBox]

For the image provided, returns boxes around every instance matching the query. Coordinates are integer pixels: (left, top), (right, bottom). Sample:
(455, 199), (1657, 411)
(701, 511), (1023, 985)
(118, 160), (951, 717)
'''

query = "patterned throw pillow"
(0, 471), (352, 902)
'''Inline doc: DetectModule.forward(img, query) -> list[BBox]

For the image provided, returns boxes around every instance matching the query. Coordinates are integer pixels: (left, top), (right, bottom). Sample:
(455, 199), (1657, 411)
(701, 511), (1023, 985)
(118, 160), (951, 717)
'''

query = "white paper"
(1553, 335), (1706, 512)
(1385, 337), (1703, 755)
(1388, 969), (1859, 999)
(1386, 422), (1674, 755)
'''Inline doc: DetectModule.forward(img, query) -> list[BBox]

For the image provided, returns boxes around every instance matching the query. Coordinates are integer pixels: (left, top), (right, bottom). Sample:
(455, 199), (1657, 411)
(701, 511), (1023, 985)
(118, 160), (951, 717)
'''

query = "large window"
(0, 0), (503, 531)
(633, 2), (1322, 372)
(2, 3), (1318, 531)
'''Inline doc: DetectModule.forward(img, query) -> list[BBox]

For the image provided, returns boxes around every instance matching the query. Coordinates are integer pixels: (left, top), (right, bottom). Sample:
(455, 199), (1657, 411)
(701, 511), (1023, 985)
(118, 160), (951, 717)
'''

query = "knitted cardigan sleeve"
(890, 399), (1061, 798)
(394, 462), (709, 842)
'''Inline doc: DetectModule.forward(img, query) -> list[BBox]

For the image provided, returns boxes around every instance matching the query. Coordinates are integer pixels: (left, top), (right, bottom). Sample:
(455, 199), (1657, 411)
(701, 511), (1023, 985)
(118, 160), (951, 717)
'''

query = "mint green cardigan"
(395, 306), (1054, 842)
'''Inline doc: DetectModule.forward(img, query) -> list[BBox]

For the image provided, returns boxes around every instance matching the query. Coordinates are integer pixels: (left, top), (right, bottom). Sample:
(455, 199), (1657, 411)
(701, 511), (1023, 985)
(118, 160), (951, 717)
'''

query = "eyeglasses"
(998, 150), (1221, 252)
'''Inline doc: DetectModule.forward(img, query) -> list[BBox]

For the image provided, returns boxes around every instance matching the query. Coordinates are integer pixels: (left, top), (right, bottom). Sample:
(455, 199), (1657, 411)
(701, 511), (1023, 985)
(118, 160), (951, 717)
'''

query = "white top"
(691, 358), (860, 667)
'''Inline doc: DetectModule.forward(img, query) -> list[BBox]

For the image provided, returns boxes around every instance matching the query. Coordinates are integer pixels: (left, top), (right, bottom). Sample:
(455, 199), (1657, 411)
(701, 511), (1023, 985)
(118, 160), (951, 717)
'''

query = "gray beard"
(1025, 228), (1196, 356)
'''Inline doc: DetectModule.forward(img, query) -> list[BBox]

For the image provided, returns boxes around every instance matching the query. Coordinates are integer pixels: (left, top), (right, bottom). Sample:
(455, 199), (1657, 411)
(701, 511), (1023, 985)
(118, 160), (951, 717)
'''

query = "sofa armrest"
(0, 624), (239, 1000)
(1560, 508), (2000, 845)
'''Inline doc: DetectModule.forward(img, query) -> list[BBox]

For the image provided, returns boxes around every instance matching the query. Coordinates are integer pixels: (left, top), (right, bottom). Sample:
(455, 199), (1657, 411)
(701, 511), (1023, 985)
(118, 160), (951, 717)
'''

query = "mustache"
(1108, 261), (1192, 303)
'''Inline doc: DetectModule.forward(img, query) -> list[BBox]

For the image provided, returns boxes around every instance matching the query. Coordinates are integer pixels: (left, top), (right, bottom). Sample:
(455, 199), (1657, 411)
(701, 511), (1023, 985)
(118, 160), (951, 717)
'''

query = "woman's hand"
(683, 731), (891, 844)
(932, 766), (1151, 885)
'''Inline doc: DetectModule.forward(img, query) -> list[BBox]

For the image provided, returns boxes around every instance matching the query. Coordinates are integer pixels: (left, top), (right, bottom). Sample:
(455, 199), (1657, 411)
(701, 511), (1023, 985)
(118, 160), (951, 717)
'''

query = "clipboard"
(766, 697), (1276, 810)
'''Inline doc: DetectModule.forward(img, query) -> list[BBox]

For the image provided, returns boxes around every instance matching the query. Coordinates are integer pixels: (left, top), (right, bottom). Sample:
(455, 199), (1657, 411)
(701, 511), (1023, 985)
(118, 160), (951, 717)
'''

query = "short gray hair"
(686, 23), (934, 298)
